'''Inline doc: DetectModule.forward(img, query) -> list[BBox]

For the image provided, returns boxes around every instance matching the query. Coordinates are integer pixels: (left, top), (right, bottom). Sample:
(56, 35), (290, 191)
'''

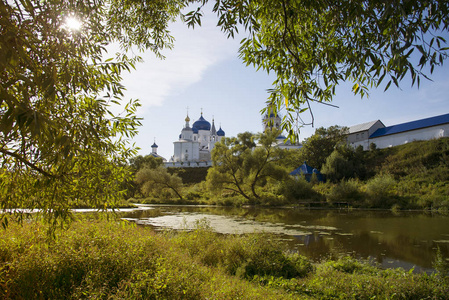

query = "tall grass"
(0, 217), (289, 299)
(1, 217), (447, 299)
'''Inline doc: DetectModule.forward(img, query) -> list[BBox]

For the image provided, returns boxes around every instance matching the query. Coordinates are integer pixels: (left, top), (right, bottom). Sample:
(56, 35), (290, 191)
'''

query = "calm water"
(121, 205), (449, 273)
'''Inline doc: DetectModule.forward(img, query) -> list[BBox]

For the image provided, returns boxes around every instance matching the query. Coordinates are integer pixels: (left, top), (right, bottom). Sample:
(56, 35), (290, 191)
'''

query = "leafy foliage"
(0, 0), (187, 225)
(325, 179), (365, 206)
(277, 175), (320, 202)
(129, 155), (164, 173)
(170, 220), (314, 279)
(207, 130), (288, 201)
(136, 166), (184, 200)
(298, 125), (348, 169)
(186, 0), (449, 139)
(321, 145), (365, 182)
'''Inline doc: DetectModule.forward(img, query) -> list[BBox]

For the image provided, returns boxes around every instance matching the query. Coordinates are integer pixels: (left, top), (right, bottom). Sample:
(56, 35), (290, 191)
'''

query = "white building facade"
(369, 115), (449, 149)
(166, 112), (225, 167)
(347, 113), (449, 150)
(347, 120), (385, 150)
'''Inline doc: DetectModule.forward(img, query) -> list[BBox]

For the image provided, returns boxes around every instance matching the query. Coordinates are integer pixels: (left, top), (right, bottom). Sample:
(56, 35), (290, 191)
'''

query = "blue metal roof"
(290, 161), (320, 176)
(370, 113), (449, 138)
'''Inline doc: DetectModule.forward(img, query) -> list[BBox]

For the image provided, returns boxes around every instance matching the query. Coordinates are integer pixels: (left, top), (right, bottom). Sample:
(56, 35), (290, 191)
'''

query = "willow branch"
(0, 148), (55, 178)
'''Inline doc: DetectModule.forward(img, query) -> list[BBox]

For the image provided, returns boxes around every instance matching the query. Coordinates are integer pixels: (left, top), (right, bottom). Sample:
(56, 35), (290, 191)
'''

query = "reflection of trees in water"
(290, 230), (447, 270)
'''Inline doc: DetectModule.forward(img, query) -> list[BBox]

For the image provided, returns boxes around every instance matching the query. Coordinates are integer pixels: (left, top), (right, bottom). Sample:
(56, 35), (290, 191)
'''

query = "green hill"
(318, 137), (449, 210)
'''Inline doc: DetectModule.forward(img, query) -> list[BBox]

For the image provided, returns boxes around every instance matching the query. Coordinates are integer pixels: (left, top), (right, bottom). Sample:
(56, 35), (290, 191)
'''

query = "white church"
(164, 112), (225, 167)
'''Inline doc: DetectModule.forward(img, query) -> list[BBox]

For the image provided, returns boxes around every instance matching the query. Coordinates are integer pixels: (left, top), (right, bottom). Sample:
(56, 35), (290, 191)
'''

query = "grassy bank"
(1, 217), (448, 299)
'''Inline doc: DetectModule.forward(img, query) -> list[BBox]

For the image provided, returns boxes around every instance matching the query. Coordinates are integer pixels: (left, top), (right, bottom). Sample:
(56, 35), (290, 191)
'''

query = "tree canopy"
(135, 166), (184, 200)
(206, 130), (287, 201)
(298, 125), (348, 169)
(186, 0), (449, 139)
(0, 0), (188, 226)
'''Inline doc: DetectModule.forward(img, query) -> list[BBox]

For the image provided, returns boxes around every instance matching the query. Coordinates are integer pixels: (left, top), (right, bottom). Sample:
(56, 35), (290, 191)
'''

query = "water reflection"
(120, 205), (449, 273)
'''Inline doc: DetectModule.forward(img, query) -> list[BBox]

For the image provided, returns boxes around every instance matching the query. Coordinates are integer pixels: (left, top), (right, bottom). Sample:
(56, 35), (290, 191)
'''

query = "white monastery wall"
(371, 124), (449, 149)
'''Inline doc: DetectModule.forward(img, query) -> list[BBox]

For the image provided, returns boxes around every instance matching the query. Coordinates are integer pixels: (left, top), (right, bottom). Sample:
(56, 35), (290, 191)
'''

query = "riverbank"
(129, 137), (449, 212)
(1, 217), (447, 299)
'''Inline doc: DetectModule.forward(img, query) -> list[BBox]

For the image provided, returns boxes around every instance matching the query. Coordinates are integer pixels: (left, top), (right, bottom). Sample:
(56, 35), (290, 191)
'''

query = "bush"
(171, 224), (313, 279)
(323, 256), (378, 275)
(278, 176), (320, 202)
(365, 173), (397, 208)
(321, 150), (355, 182)
(327, 179), (364, 206)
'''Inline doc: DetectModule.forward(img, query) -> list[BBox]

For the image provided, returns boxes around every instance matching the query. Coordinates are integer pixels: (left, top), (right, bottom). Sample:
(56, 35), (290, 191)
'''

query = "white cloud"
(120, 15), (241, 115)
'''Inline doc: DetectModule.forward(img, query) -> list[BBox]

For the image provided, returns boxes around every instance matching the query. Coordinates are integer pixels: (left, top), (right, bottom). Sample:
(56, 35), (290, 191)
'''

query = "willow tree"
(186, 0), (449, 139)
(206, 130), (287, 201)
(0, 0), (189, 227)
(136, 166), (184, 201)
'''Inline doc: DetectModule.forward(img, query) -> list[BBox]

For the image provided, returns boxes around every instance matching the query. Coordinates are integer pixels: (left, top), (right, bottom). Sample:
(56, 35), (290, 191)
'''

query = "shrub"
(327, 179), (364, 206)
(321, 150), (355, 182)
(365, 173), (397, 208)
(171, 224), (313, 279)
(323, 256), (378, 275)
(278, 176), (319, 202)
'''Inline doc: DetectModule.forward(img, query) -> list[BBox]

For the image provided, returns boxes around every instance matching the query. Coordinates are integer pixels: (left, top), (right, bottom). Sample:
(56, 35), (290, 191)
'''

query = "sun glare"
(64, 16), (82, 31)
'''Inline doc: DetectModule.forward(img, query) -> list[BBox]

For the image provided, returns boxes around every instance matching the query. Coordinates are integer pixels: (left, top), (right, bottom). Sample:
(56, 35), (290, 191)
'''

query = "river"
(120, 205), (449, 273)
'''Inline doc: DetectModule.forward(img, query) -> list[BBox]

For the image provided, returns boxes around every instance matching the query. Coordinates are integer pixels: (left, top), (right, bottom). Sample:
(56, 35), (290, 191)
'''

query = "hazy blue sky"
(119, 9), (449, 161)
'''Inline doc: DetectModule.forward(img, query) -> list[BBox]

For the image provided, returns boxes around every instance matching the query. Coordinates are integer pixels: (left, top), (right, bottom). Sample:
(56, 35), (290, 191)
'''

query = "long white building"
(347, 113), (449, 150)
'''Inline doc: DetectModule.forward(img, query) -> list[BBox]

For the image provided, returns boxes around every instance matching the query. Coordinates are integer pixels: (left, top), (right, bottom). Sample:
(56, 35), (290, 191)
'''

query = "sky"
(118, 9), (449, 162)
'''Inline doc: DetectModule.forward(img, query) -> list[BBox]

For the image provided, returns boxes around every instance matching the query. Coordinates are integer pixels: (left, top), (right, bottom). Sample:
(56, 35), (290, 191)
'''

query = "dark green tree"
(299, 126), (348, 170)
(321, 150), (354, 182)
(321, 144), (366, 182)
